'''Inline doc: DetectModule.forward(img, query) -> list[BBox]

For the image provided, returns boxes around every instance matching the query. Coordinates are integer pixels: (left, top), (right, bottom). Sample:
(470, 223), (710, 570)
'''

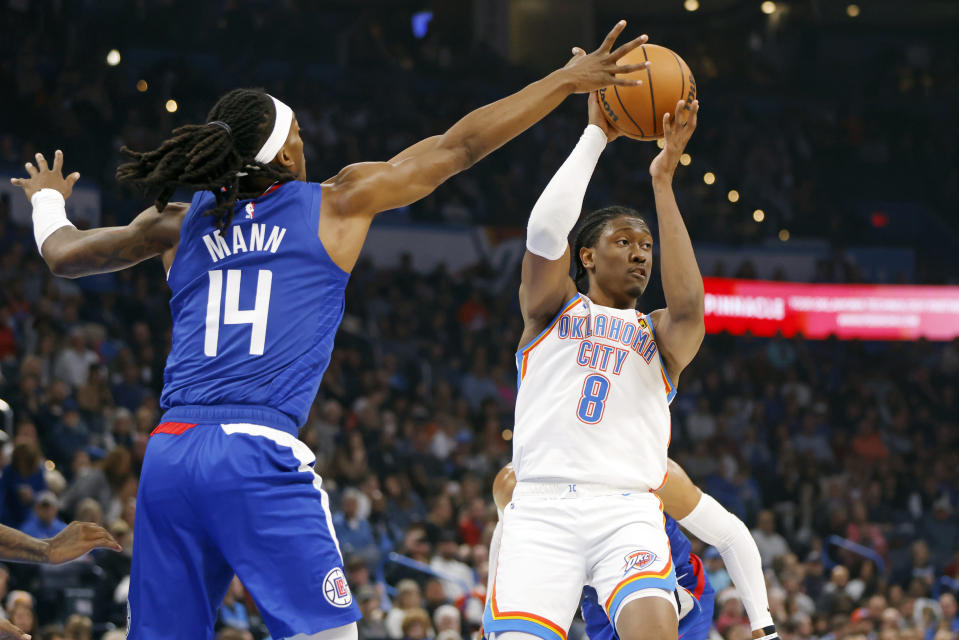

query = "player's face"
(586, 216), (653, 301)
(280, 115), (307, 181)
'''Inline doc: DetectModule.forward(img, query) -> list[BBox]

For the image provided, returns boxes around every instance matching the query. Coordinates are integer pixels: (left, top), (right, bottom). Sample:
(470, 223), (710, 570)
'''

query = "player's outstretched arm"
(11, 151), (187, 278)
(319, 22), (649, 272)
(0, 520), (121, 565)
(647, 99), (704, 381)
(658, 459), (776, 636)
(519, 91), (621, 338)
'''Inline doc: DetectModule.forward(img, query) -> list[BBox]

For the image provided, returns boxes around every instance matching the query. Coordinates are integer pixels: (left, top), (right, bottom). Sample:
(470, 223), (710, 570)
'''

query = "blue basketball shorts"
(127, 421), (360, 640)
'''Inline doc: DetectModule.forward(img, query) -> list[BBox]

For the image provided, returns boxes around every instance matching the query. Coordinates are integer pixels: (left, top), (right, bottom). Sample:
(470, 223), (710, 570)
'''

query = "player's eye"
(617, 239), (629, 246)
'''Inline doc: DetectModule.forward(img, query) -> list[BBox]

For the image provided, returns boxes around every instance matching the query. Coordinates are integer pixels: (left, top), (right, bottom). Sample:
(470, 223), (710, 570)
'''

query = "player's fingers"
(35, 152), (49, 172)
(610, 33), (648, 60)
(67, 172), (81, 186)
(663, 111), (672, 136)
(24, 162), (37, 177)
(52, 149), (63, 172)
(612, 61), (649, 74)
(598, 20), (626, 53)
(571, 47), (586, 57)
(611, 76), (643, 87)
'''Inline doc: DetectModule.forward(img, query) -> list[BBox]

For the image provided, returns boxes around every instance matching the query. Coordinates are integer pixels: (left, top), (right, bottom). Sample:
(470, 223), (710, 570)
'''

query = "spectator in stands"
(429, 530), (473, 602)
(385, 580), (424, 639)
(63, 614), (92, 640)
(334, 487), (380, 570)
(20, 490), (67, 538)
(752, 510), (791, 569)
(219, 576), (251, 632)
(356, 588), (388, 640)
(400, 609), (432, 640)
(0, 441), (46, 527)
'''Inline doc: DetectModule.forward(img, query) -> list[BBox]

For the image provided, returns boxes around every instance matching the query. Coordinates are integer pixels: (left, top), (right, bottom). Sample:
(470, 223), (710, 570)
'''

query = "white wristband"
(31, 188), (75, 256)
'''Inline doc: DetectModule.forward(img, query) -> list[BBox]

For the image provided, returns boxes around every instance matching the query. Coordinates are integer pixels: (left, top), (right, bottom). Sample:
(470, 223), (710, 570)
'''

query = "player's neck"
(585, 286), (638, 310)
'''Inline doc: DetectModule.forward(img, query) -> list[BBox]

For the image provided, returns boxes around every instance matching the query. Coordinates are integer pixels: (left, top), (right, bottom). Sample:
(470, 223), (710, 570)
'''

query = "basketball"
(598, 43), (697, 141)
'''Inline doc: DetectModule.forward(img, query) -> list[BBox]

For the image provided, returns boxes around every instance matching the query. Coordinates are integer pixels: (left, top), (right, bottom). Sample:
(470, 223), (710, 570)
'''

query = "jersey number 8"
(576, 373), (610, 424)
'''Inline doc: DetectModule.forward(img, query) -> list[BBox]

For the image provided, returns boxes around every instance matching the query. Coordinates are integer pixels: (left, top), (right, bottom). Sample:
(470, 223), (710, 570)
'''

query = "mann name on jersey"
(202, 223), (287, 263)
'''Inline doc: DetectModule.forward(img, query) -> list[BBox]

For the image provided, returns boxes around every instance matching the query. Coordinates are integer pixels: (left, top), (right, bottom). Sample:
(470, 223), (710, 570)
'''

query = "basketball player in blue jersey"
(488, 462), (780, 640)
(11, 21), (651, 640)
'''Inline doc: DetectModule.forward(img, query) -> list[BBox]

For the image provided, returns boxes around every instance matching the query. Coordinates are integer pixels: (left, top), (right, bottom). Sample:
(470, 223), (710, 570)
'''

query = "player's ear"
(580, 246), (595, 270)
(276, 145), (297, 171)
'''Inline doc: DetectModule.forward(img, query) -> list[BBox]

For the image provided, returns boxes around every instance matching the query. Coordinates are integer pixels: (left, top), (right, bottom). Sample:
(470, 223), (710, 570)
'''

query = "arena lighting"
(703, 171), (716, 185)
(779, 228), (790, 242)
(106, 49), (121, 66)
(136, 79), (148, 92)
(684, 0), (700, 12)
(727, 189), (740, 203)
(680, 153), (692, 166)
(165, 99), (178, 113)
(656, 138), (665, 149)
(761, 1), (777, 15)
(753, 209), (765, 222)
(703, 277), (959, 341)
(502, 429), (513, 441)
(45, 460), (55, 471)
(846, 4), (860, 17)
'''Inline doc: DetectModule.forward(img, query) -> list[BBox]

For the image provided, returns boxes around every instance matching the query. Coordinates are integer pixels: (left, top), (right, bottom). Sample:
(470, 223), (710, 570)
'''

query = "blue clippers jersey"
(160, 182), (349, 432)
(582, 514), (713, 640)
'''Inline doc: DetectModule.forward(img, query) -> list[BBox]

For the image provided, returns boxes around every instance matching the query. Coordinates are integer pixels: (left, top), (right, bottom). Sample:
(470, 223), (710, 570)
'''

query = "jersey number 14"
(204, 269), (272, 357)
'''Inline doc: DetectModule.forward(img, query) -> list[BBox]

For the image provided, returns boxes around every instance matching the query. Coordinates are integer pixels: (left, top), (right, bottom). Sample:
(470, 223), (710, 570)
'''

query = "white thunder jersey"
(513, 293), (676, 491)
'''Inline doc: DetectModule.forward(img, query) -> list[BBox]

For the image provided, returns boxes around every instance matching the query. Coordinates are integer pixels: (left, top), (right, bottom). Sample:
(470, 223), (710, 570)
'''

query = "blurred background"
(0, 1), (957, 640)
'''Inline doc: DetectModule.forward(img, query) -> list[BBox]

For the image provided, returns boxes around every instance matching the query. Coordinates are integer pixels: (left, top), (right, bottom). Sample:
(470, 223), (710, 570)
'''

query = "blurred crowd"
(0, 208), (957, 639)
(0, 2), (957, 640)
(1, 2), (957, 279)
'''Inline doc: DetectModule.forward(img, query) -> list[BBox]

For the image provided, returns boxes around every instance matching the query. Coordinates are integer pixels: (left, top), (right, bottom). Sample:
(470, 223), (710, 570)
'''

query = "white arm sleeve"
(525, 125), (607, 260)
(679, 493), (774, 630)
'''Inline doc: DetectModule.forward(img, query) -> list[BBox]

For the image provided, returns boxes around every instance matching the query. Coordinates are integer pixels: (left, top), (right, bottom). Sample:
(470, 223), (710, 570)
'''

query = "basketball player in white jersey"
(487, 461), (779, 640)
(481, 85), (702, 640)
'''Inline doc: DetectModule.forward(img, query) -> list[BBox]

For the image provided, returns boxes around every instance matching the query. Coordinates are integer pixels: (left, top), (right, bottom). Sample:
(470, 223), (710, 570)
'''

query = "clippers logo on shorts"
(622, 550), (657, 574)
(323, 567), (352, 608)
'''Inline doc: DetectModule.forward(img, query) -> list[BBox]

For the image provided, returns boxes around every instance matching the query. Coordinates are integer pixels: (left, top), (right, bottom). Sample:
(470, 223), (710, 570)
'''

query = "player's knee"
(288, 622), (359, 640)
(615, 590), (678, 640)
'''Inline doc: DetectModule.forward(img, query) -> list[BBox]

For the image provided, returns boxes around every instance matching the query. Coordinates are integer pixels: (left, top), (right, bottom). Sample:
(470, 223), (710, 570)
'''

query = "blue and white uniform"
(582, 515), (715, 640)
(129, 181), (360, 640)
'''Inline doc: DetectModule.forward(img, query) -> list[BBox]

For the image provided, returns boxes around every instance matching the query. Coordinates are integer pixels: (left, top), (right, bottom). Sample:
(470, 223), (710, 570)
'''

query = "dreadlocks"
(572, 205), (650, 293)
(116, 88), (296, 234)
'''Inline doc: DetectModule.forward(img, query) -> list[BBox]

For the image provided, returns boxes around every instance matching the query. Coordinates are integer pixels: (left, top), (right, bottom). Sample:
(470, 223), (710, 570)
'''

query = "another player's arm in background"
(657, 459), (777, 639)
(320, 22), (650, 273)
(646, 99), (704, 383)
(519, 90), (621, 341)
(0, 520), (121, 564)
(10, 150), (187, 278)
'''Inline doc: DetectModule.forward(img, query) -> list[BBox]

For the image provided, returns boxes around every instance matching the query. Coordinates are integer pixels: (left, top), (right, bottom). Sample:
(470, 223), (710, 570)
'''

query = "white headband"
(254, 95), (293, 164)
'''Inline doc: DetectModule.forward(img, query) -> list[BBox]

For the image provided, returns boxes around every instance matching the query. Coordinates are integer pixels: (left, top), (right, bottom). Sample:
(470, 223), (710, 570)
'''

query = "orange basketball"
(598, 43), (697, 141)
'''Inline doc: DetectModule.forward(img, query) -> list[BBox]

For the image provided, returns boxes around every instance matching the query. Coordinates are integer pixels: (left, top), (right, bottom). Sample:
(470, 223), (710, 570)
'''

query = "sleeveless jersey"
(160, 181), (349, 434)
(512, 293), (676, 490)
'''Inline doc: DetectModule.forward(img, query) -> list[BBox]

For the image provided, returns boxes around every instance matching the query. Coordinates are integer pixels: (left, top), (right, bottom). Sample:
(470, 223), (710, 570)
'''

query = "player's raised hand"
(650, 99), (699, 181)
(560, 21), (649, 94)
(588, 91), (620, 143)
(10, 150), (80, 201)
(45, 521), (123, 564)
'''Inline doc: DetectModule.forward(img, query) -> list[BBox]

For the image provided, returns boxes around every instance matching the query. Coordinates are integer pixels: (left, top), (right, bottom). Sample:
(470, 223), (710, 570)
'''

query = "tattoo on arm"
(0, 525), (49, 563)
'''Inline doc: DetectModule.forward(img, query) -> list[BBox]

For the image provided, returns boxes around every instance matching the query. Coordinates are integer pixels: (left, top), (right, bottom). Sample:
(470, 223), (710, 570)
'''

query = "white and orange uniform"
(484, 293), (678, 640)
